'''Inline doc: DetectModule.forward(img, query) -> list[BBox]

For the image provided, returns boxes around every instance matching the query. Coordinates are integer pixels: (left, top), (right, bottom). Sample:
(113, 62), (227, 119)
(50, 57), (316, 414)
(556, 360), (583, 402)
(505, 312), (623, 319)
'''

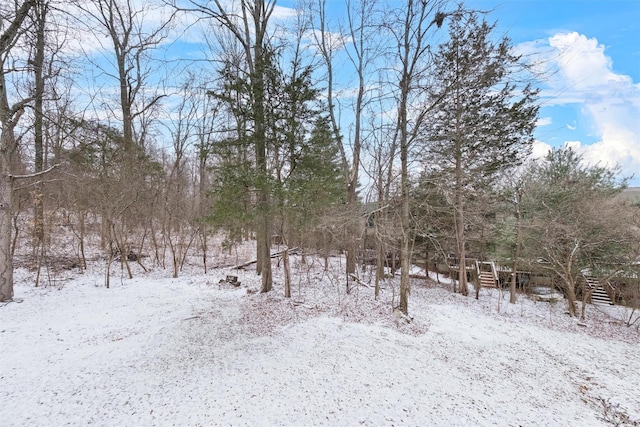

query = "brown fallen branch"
(232, 247), (301, 270)
(349, 273), (372, 288)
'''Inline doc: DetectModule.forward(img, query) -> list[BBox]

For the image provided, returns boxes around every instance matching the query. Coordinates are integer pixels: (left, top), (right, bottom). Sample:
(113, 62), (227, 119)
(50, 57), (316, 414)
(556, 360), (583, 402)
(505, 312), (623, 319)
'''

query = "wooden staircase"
(584, 276), (614, 306)
(476, 261), (498, 288)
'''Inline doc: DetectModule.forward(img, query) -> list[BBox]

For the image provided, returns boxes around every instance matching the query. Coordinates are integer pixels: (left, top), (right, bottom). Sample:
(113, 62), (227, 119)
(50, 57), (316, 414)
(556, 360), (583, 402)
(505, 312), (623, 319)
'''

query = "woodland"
(1, 0), (639, 320)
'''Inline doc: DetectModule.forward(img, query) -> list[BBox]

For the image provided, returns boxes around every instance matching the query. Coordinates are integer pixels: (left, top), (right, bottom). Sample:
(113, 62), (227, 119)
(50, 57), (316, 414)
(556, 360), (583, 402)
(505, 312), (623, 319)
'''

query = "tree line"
(0, 0), (638, 319)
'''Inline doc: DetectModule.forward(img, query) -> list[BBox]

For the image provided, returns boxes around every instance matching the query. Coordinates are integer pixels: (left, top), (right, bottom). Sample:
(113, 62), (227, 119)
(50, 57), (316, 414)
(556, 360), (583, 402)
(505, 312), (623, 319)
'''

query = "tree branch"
(9, 164), (59, 180)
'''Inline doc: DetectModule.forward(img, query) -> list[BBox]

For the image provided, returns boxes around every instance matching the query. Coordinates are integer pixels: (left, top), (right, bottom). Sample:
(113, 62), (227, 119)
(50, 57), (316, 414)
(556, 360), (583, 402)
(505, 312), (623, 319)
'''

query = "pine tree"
(424, 9), (539, 297)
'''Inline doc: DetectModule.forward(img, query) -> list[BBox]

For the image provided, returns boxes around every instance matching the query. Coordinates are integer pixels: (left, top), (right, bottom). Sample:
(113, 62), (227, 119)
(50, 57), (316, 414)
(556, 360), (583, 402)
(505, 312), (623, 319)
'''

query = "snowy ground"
(1, 252), (639, 426)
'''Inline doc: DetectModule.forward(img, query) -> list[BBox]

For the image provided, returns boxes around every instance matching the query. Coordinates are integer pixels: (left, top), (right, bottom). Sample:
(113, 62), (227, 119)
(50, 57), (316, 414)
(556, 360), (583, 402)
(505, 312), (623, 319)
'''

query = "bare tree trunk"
(375, 233), (384, 300)
(345, 216), (357, 294)
(78, 210), (87, 270)
(149, 219), (162, 267)
(0, 0), (36, 301)
(198, 227), (208, 274)
(32, 0), (47, 254)
(566, 280), (577, 317)
(399, 221), (410, 313)
(399, 105), (410, 313)
(105, 251), (112, 289)
(283, 248), (291, 298)
(510, 195), (522, 303)
(34, 243), (44, 287)
(393, 0), (445, 314)
(323, 231), (329, 271)
(258, 208), (272, 292)
(168, 229), (179, 278)
(456, 218), (468, 296)
(11, 200), (21, 258)
(0, 170), (15, 301)
(111, 221), (132, 279)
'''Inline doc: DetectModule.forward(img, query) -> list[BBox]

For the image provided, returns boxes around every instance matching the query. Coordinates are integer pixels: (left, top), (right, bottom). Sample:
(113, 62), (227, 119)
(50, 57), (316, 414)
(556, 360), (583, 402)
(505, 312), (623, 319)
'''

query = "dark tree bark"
(0, 0), (36, 302)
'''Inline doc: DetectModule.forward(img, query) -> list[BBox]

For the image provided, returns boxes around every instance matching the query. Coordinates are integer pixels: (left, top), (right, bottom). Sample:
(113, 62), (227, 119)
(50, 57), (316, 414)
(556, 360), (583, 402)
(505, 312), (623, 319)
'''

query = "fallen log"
(231, 247), (301, 270)
(349, 273), (372, 288)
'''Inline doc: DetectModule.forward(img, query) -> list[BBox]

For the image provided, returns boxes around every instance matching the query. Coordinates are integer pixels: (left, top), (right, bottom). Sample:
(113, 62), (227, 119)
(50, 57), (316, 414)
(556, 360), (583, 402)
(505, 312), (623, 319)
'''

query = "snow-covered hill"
(1, 257), (638, 426)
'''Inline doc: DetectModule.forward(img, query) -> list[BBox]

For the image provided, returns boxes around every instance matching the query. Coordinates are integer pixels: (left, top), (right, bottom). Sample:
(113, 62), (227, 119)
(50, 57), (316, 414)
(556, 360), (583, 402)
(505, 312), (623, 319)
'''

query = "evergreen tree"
(423, 9), (539, 297)
(285, 116), (345, 238)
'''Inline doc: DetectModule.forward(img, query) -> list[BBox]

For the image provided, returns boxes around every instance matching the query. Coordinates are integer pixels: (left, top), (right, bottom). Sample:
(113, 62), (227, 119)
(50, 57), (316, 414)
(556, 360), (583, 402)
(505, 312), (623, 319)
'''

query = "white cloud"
(548, 33), (630, 90)
(531, 140), (553, 159)
(523, 32), (640, 183)
(536, 117), (552, 127)
(564, 140), (583, 151)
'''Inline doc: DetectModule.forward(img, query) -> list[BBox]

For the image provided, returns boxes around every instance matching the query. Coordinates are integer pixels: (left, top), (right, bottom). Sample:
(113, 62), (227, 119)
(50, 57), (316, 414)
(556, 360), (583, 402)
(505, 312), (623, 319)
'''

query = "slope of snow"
(1, 257), (638, 426)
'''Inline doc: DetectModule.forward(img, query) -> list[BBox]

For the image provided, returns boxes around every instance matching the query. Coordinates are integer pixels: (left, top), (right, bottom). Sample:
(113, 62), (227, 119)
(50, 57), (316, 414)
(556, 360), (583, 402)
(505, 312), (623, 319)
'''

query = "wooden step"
(584, 276), (600, 289)
(476, 261), (498, 288)
(583, 275), (613, 306)
(479, 272), (497, 288)
(591, 287), (613, 306)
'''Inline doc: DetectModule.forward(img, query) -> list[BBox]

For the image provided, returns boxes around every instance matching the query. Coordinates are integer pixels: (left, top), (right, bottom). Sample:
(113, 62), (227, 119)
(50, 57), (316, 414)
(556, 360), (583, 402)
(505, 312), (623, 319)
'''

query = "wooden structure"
(476, 261), (498, 288)
(583, 275), (614, 306)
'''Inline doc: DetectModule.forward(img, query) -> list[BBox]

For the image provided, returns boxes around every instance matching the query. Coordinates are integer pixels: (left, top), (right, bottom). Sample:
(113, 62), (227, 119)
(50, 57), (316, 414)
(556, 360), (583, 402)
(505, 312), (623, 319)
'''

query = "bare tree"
(306, 0), (357, 289)
(0, 0), (36, 302)
(28, 0), (70, 284)
(389, 0), (447, 315)
(361, 107), (399, 299)
(340, 0), (383, 292)
(163, 78), (200, 278)
(184, 0), (276, 292)
(31, 0), (48, 252)
(82, 0), (173, 152)
(522, 148), (635, 318)
(306, 0), (389, 293)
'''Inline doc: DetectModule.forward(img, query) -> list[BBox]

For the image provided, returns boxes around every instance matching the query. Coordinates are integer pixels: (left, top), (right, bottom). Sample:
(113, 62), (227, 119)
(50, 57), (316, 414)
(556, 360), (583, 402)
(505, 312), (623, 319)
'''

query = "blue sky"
(267, 0), (640, 186)
(77, 0), (640, 186)
(466, 0), (640, 186)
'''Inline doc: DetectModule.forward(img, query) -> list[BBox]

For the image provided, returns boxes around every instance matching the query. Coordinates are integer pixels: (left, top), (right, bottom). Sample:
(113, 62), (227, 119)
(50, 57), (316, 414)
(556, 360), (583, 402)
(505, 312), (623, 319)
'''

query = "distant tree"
(284, 116), (345, 242)
(412, 170), (457, 276)
(65, 118), (163, 286)
(362, 120), (399, 300)
(27, 0), (72, 283)
(206, 41), (254, 247)
(494, 169), (529, 304)
(82, 0), (172, 153)
(521, 147), (636, 318)
(163, 78), (201, 278)
(423, 9), (539, 298)
(193, 91), (220, 274)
